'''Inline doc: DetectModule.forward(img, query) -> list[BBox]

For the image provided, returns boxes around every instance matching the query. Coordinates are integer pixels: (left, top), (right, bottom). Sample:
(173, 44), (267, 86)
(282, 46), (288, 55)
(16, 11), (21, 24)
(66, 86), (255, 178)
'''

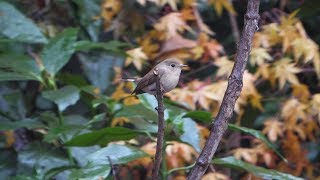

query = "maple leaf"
(272, 58), (301, 89)
(202, 172), (229, 180)
(125, 47), (148, 70)
(214, 56), (234, 77)
(208, 0), (236, 16)
(111, 117), (130, 127)
(254, 63), (271, 80)
(310, 94), (320, 122)
(262, 23), (282, 47)
(282, 98), (308, 131)
(262, 118), (284, 142)
(232, 148), (258, 164)
(111, 83), (140, 105)
(154, 12), (193, 39)
(199, 81), (228, 109)
(101, 0), (122, 30)
(292, 84), (310, 103)
(250, 48), (272, 66)
(198, 33), (224, 60)
(166, 87), (196, 109)
(159, 34), (197, 54)
(292, 38), (318, 63)
(239, 71), (264, 111)
(166, 141), (198, 169)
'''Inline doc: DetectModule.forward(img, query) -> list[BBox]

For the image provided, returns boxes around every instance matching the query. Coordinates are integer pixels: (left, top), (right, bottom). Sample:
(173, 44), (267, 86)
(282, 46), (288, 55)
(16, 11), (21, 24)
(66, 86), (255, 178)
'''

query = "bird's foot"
(155, 106), (166, 111)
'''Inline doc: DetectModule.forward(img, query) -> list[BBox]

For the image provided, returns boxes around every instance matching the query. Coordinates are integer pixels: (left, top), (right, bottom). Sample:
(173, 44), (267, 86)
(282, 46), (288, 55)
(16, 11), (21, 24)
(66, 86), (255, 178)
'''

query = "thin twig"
(151, 68), (165, 180)
(187, 1), (260, 179)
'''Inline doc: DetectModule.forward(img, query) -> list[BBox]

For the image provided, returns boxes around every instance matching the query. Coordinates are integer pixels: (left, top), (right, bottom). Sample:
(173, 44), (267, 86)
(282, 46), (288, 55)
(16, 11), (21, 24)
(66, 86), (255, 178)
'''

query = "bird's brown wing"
(132, 70), (156, 95)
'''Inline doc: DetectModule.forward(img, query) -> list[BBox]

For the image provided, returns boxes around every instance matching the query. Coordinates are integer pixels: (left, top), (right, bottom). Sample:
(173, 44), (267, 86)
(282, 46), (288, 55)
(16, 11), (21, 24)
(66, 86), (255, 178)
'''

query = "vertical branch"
(152, 68), (165, 180)
(187, 0), (260, 179)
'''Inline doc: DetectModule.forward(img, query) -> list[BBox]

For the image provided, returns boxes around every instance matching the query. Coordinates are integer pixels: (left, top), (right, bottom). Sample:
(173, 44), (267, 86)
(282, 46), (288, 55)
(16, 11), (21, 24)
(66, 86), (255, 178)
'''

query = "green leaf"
(213, 156), (303, 180)
(41, 28), (78, 76)
(78, 53), (123, 91)
(139, 93), (169, 119)
(0, 2), (47, 43)
(86, 113), (106, 125)
(17, 143), (70, 179)
(172, 114), (201, 152)
(0, 54), (42, 82)
(69, 164), (110, 180)
(71, 0), (102, 42)
(64, 127), (141, 146)
(115, 104), (157, 122)
(180, 118), (201, 152)
(0, 118), (44, 131)
(74, 40), (127, 53)
(87, 144), (148, 165)
(228, 123), (287, 162)
(183, 111), (212, 123)
(42, 85), (80, 112)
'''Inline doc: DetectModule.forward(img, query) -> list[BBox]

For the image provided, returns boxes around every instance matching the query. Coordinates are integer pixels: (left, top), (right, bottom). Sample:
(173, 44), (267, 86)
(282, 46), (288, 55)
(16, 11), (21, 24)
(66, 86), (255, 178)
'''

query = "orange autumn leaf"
(4, 130), (15, 148)
(232, 148), (258, 164)
(125, 47), (148, 71)
(111, 83), (140, 105)
(159, 34), (197, 54)
(154, 12), (193, 39)
(101, 0), (122, 30)
(198, 33), (224, 60)
(262, 118), (284, 142)
(202, 172), (229, 180)
(111, 117), (130, 127)
(292, 84), (310, 103)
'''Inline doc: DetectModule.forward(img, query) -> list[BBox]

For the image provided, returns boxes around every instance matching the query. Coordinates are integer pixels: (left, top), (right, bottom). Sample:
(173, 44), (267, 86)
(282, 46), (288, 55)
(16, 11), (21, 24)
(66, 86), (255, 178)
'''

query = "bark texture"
(151, 69), (165, 180)
(187, 1), (260, 179)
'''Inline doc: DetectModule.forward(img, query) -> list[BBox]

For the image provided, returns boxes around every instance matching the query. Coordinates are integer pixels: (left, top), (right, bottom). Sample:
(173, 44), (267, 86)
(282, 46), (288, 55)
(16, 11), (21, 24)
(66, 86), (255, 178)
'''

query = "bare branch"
(151, 68), (165, 180)
(187, 1), (260, 179)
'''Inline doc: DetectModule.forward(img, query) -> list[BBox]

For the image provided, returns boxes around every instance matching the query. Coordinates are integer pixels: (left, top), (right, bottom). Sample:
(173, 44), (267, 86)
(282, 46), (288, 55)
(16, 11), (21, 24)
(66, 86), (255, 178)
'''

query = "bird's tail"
(121, 78), (138, 82)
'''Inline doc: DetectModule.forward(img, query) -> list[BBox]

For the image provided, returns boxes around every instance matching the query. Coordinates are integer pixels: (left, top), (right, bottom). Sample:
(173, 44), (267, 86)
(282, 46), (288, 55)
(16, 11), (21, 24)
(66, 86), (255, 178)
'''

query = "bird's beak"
(179, 64), (188, 68)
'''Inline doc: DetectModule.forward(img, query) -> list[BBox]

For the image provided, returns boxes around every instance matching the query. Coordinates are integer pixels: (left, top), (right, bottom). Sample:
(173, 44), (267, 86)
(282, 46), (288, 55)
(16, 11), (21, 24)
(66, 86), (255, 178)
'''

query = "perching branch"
(187, 1), (260, 179)
(151, 68), (165, 180)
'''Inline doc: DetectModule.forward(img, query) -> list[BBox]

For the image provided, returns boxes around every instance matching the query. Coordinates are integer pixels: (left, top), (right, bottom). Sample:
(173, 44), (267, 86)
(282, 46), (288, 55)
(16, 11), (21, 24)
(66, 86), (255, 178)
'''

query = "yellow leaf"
(154, 12), (193, 39)
(232, 148), (258, 164)
(262, 118), (284, 142)
(125, 47), (148, 70)
(4, 130), (15, 148)
(311, 94), (320, 122)
(111, 83), (140, 105)
(111, 117), (130, 127)
(250, 48), (272, 66)
(292, 38), (318, 63)
(190, 46), (205, 59)
(101, 0), (122, 30)
(272, 58), (301, 89)
(292, 84), (310, 103)
(214, 56), (234, 77)
(202, 172), (229, 180)
(240, 71), (264, 111)
(282, 98), (308, 125)
(208, 0), (236, 16)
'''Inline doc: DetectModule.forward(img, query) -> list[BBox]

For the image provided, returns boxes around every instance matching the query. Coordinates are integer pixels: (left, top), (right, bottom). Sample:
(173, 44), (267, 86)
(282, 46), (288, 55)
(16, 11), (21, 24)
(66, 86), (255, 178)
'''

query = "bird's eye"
(171, 64), (175, 67)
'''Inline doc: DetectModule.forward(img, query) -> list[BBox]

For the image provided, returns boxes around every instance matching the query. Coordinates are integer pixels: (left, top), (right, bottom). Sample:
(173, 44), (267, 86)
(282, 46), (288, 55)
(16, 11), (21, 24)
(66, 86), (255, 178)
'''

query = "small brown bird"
(123, 58), (187, 95)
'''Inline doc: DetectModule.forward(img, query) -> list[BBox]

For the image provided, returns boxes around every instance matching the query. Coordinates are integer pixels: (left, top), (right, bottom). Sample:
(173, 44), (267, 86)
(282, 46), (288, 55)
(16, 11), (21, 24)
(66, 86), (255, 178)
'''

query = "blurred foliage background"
(0, 0), (319, 179)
